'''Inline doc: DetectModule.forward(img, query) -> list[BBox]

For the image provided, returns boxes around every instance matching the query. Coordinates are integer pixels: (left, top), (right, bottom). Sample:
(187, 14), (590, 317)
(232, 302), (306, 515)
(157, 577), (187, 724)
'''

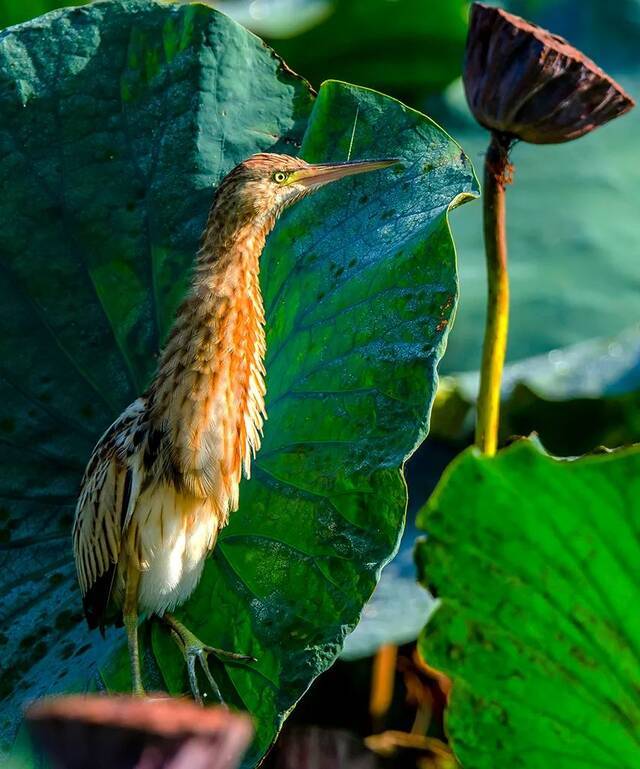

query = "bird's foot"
(160, 613), (256, 707)
(123, 608), (146, 698)
(132, 680), (146, 698)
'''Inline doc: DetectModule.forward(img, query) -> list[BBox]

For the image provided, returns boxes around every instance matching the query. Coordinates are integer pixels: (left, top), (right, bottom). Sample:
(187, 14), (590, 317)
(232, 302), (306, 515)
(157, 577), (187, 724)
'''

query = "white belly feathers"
(116, 483), (220, 616)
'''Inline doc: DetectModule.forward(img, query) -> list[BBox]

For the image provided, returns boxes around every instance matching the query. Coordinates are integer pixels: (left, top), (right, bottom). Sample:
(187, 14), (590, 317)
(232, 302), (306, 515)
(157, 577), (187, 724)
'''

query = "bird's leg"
(123, 567), (145, 697)
(160, 613), (255, 706)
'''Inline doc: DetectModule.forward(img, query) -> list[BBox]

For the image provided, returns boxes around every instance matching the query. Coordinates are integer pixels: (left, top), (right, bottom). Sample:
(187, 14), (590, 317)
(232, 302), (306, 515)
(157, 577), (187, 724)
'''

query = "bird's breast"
(120, 483), (221, 615)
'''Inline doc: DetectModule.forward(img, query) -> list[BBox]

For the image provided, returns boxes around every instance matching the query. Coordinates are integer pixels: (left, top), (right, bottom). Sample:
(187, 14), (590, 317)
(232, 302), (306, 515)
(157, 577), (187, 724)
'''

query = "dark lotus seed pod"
(26, 695), (253, 769)
(464, 3), (635, 144)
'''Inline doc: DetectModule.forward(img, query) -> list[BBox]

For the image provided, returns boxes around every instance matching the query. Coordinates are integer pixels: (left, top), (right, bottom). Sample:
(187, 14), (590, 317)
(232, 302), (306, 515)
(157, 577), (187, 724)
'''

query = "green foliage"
(0, 0), (81, 28)
(264, 0), (470, 100)
(416, 439), (640, 769)
(0, 0), (477, 763)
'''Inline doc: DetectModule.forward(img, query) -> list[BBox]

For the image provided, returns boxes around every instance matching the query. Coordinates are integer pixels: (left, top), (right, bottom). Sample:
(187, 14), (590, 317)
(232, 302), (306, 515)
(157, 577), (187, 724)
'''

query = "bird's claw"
(204, 646), (257, 664)
(184, 643), (223, 706)
(162, 614), (255, 706)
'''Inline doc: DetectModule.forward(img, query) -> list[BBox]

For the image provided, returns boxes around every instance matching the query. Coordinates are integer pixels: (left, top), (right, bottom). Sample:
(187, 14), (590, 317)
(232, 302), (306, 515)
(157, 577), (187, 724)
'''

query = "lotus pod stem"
(475, 133), (512, 456)
(466, 2), (635, 454)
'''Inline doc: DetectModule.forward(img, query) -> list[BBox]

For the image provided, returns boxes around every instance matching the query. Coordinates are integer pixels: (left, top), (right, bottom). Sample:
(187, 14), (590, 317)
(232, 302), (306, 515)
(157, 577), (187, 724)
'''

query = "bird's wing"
(72, 398), (146, 630)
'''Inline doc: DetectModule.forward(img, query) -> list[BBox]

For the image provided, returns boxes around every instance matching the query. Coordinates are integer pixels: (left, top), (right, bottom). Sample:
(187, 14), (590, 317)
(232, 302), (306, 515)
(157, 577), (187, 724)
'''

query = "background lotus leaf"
(416, 439), (640, 769)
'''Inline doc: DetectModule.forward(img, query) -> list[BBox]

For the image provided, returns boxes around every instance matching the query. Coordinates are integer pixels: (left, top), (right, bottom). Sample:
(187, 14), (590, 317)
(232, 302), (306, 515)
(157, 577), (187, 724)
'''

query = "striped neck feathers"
(149, 206), (276, 510)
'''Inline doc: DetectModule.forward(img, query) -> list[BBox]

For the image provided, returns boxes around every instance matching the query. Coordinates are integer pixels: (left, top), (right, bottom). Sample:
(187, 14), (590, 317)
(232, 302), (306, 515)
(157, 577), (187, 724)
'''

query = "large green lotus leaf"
(416, 439), (640, 769)
(339, 439), (455, 661)
(0, 0), (478, 763)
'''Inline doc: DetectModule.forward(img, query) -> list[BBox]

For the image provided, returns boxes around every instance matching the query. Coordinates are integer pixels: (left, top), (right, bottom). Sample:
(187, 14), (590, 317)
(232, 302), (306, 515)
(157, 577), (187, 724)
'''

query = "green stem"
(475, 133), (513, 456)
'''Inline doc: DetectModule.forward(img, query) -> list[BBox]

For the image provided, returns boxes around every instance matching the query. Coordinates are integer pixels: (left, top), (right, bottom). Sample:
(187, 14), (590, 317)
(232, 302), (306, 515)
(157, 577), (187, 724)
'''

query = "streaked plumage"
(72, 153), (398, 699)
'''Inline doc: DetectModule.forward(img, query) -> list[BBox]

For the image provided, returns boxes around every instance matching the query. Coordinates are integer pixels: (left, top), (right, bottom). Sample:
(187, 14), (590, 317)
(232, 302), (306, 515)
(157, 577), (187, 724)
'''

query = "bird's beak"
(289, 158), (401, 189)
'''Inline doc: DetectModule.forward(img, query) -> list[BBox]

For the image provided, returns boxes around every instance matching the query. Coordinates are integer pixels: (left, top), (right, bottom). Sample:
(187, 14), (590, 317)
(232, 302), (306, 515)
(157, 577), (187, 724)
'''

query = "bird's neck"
(149, 211), (275, 509)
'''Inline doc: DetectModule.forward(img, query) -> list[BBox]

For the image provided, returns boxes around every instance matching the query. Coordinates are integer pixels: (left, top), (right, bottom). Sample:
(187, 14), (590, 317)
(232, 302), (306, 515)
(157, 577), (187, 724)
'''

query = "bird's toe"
(184, 648), (204, 706)
(195, 648), (226, 707)
(204, 645), (257, 664)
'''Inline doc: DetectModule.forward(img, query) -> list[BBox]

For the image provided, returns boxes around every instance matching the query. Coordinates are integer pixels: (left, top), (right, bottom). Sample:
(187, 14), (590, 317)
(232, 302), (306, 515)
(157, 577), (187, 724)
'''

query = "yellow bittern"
(72, 153), (398, 703)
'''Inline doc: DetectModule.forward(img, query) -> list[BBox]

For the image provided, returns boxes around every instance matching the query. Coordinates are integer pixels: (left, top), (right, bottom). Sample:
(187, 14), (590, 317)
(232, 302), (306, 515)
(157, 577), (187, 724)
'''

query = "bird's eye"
(273, 171), (287, 183)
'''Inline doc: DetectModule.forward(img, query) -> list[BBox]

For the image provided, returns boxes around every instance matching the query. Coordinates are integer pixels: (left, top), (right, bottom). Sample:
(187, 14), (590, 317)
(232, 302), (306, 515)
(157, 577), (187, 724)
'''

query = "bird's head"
(211, 153), (400, 230)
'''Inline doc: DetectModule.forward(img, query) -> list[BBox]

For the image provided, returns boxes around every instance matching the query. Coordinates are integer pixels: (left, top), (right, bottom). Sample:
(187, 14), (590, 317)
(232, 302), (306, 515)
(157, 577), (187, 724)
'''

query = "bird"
(72, 152), (398, 703)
